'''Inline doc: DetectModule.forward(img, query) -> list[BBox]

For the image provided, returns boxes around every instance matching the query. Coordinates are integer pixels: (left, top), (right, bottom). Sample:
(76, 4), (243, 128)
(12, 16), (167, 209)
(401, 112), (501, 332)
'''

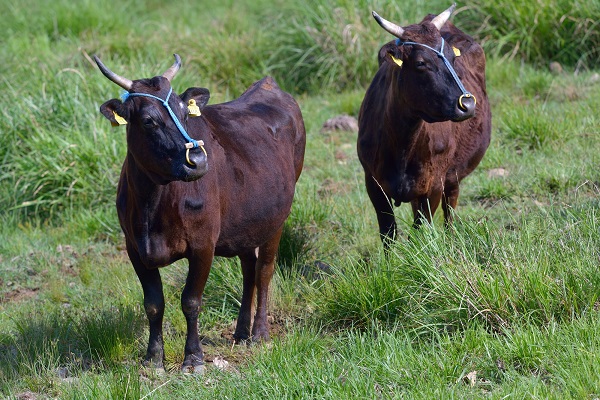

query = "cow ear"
(181, 87), (211, 109)
(100, 98), (129, 127)
(378, 42), (403, 67)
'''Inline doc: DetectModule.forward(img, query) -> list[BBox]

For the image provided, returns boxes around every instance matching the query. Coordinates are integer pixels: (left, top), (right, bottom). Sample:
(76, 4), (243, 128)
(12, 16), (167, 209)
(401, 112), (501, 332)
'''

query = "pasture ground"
(1, 0), (600, 398)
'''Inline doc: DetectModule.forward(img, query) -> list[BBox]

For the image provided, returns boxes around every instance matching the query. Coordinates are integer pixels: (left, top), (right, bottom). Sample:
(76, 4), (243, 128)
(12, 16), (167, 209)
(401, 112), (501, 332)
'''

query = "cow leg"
(233, 251), (258, 343)
(129, 248), (165, 370)
(442, 182), (460, 227)
(252, 226), (284, 342)
(180, 253), (212, 373)
(411, 191), (442, 228)
(365, 174), (396, 247)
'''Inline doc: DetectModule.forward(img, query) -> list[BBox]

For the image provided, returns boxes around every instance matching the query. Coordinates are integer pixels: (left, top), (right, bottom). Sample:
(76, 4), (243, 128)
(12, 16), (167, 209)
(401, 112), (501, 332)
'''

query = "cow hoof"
(147, 367), (166, 377)
(233, 336), (251, 346)
(251, 330), (271, 343)
(181, 363), (205, 375)
(252, 336), (273, 350)
(182, 353), (205, 375)
(140, 360), (166, 377)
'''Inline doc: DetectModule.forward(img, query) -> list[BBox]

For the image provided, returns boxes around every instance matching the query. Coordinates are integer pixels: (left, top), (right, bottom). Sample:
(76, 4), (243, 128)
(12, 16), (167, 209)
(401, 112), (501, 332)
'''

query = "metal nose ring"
(458, 93), (477, 111)
(185, 141), (207, 166)
(185, 148), (195, 166)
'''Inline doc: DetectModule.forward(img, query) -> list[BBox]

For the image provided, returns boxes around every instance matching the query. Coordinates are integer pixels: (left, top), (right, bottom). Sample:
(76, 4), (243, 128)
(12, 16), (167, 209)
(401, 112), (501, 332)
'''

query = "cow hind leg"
(180, 253), (213, 373)
(252, 226), (284, 342)
(233, 251), (258, 343)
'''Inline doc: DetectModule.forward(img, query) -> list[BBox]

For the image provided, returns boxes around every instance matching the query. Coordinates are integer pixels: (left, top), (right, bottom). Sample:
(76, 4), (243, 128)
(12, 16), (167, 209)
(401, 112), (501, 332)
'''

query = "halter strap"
(122, 87), (200, 148)
(395, 37), (475, 106)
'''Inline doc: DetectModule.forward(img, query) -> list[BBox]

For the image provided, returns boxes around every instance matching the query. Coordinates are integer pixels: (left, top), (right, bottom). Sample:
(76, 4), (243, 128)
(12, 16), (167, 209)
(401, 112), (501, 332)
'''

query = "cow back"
(191, 77), (306, 256)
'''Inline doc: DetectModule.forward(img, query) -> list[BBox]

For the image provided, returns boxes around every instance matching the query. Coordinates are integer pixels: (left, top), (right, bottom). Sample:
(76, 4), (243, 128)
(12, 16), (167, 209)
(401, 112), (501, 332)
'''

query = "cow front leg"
(411, 192), (442, 228)
(233, 251), (257, 343)
(129, 248), (165, 370)
(252, 226), (284, 342)
(180, 253), (212, 374)
(442, 182), (460, 228)
(365, 174), (396, 248)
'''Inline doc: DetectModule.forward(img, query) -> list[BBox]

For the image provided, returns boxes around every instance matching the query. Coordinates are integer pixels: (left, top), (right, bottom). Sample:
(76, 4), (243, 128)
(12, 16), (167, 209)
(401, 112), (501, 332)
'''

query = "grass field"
(1, 0), (600, 398)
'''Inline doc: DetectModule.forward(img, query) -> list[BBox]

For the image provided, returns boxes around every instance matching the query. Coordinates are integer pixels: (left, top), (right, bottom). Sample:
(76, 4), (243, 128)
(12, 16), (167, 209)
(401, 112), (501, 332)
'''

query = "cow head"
(96, 54), (211, 184)
(372, 4), (476, 123)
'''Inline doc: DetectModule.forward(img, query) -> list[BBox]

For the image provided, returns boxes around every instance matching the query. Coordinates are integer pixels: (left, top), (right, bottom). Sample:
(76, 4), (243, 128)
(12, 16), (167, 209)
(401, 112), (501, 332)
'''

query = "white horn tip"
(372, 11), (382, 22)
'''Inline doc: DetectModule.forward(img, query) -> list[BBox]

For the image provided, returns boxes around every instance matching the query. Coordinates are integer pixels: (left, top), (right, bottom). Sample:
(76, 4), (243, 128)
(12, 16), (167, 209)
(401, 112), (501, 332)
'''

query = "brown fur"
(358, 15), (491, 245)
(99, 72), (306, 371)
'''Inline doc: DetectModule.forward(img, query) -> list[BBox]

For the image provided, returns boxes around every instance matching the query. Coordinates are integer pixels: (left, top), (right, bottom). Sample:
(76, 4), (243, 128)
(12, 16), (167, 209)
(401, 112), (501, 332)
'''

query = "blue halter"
(395, 37), (475, 108)
(121, 87), (200, 149)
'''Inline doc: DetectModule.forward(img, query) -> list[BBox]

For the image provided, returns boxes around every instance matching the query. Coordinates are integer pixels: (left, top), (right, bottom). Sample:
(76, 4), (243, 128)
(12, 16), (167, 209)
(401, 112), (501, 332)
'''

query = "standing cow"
(95, 54), (306, 373)
(357, 4), (491, 246)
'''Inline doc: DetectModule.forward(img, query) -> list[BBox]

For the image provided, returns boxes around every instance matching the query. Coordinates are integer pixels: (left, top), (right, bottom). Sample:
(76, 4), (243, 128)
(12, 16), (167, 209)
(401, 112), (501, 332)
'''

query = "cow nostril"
(185, 147), (207, 169)
(458, 93), (476, 112)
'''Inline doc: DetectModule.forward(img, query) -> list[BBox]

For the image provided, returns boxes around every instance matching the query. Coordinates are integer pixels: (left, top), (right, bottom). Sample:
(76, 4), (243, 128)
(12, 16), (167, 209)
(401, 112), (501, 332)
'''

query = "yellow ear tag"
(187, 99), (201, 117)
(452, 46), (461, 57)
(390, 54), (403, 68)
(112, 111), (127, 126)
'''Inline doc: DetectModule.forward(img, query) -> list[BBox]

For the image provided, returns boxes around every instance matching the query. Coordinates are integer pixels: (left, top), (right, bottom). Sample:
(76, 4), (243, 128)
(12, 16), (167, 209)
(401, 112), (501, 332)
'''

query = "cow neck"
(124, 152), (164, 200)
(389, 119), (425, 166)
(378, 78), (428, 177)
(384, 69), (424, 150)
(123, 153), (166, 249)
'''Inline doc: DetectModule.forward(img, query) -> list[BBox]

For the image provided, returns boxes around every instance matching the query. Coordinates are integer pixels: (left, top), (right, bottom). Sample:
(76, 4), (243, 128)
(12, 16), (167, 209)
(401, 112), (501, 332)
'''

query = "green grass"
(462, 0), (600, 68)
(1, 0), (600, 398)
(314, 204), (600, 333)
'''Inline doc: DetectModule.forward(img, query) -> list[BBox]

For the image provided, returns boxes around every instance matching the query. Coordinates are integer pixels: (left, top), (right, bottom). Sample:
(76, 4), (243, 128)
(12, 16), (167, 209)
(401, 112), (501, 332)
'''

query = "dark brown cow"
(94, 54), (306, 373)
(357, 4), (491, 245)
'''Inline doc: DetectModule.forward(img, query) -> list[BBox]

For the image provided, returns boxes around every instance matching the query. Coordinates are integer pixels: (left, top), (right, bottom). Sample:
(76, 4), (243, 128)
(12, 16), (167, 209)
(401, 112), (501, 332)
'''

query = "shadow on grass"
(277, 221), (312, 273)
(0, 304), (144, 386)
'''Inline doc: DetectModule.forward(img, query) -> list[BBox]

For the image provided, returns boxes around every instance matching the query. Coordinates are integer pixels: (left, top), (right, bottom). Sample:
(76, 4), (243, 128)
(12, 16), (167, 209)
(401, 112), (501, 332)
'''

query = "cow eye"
(415, 60), (426, 68)
(142, 116), (155, 128)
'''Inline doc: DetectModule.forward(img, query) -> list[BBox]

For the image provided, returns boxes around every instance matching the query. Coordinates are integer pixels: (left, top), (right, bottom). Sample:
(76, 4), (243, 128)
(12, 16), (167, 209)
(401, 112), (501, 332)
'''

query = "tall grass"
(313, 204), (600, 333)
(462, 0), (600, 68)
(2, 0), (599, 222)
(2, 0), (600, 398)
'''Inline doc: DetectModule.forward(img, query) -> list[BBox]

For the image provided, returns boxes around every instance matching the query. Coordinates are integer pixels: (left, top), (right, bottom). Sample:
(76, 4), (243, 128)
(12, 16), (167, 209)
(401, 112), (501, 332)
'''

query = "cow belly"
(214, 195), (293, 257)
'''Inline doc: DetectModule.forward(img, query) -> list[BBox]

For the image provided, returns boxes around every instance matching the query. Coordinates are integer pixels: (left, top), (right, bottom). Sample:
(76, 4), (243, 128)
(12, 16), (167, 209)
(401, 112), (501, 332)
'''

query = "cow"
(357, 4), (491, 247)
(94, 54), (306, 373)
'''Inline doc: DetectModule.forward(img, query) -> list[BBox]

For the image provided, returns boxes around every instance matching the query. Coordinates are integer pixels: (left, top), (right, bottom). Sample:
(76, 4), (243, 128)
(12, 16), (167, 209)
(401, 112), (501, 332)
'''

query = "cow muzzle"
(182, 144), (208, 181)
(453, 93), (476, 121)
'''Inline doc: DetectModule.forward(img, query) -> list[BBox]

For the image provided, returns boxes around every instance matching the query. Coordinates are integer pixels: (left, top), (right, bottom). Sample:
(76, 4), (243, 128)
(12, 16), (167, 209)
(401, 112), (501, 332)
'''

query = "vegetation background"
(1, 0), (599, 398)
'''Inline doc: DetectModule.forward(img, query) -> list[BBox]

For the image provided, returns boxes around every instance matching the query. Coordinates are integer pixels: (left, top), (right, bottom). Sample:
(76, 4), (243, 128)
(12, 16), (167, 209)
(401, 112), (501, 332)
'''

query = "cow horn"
(372, 11), (405, 38)
(431, 3), (456, 30)
(162, 54), (181, 82)
(93, 55), (133, 91)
